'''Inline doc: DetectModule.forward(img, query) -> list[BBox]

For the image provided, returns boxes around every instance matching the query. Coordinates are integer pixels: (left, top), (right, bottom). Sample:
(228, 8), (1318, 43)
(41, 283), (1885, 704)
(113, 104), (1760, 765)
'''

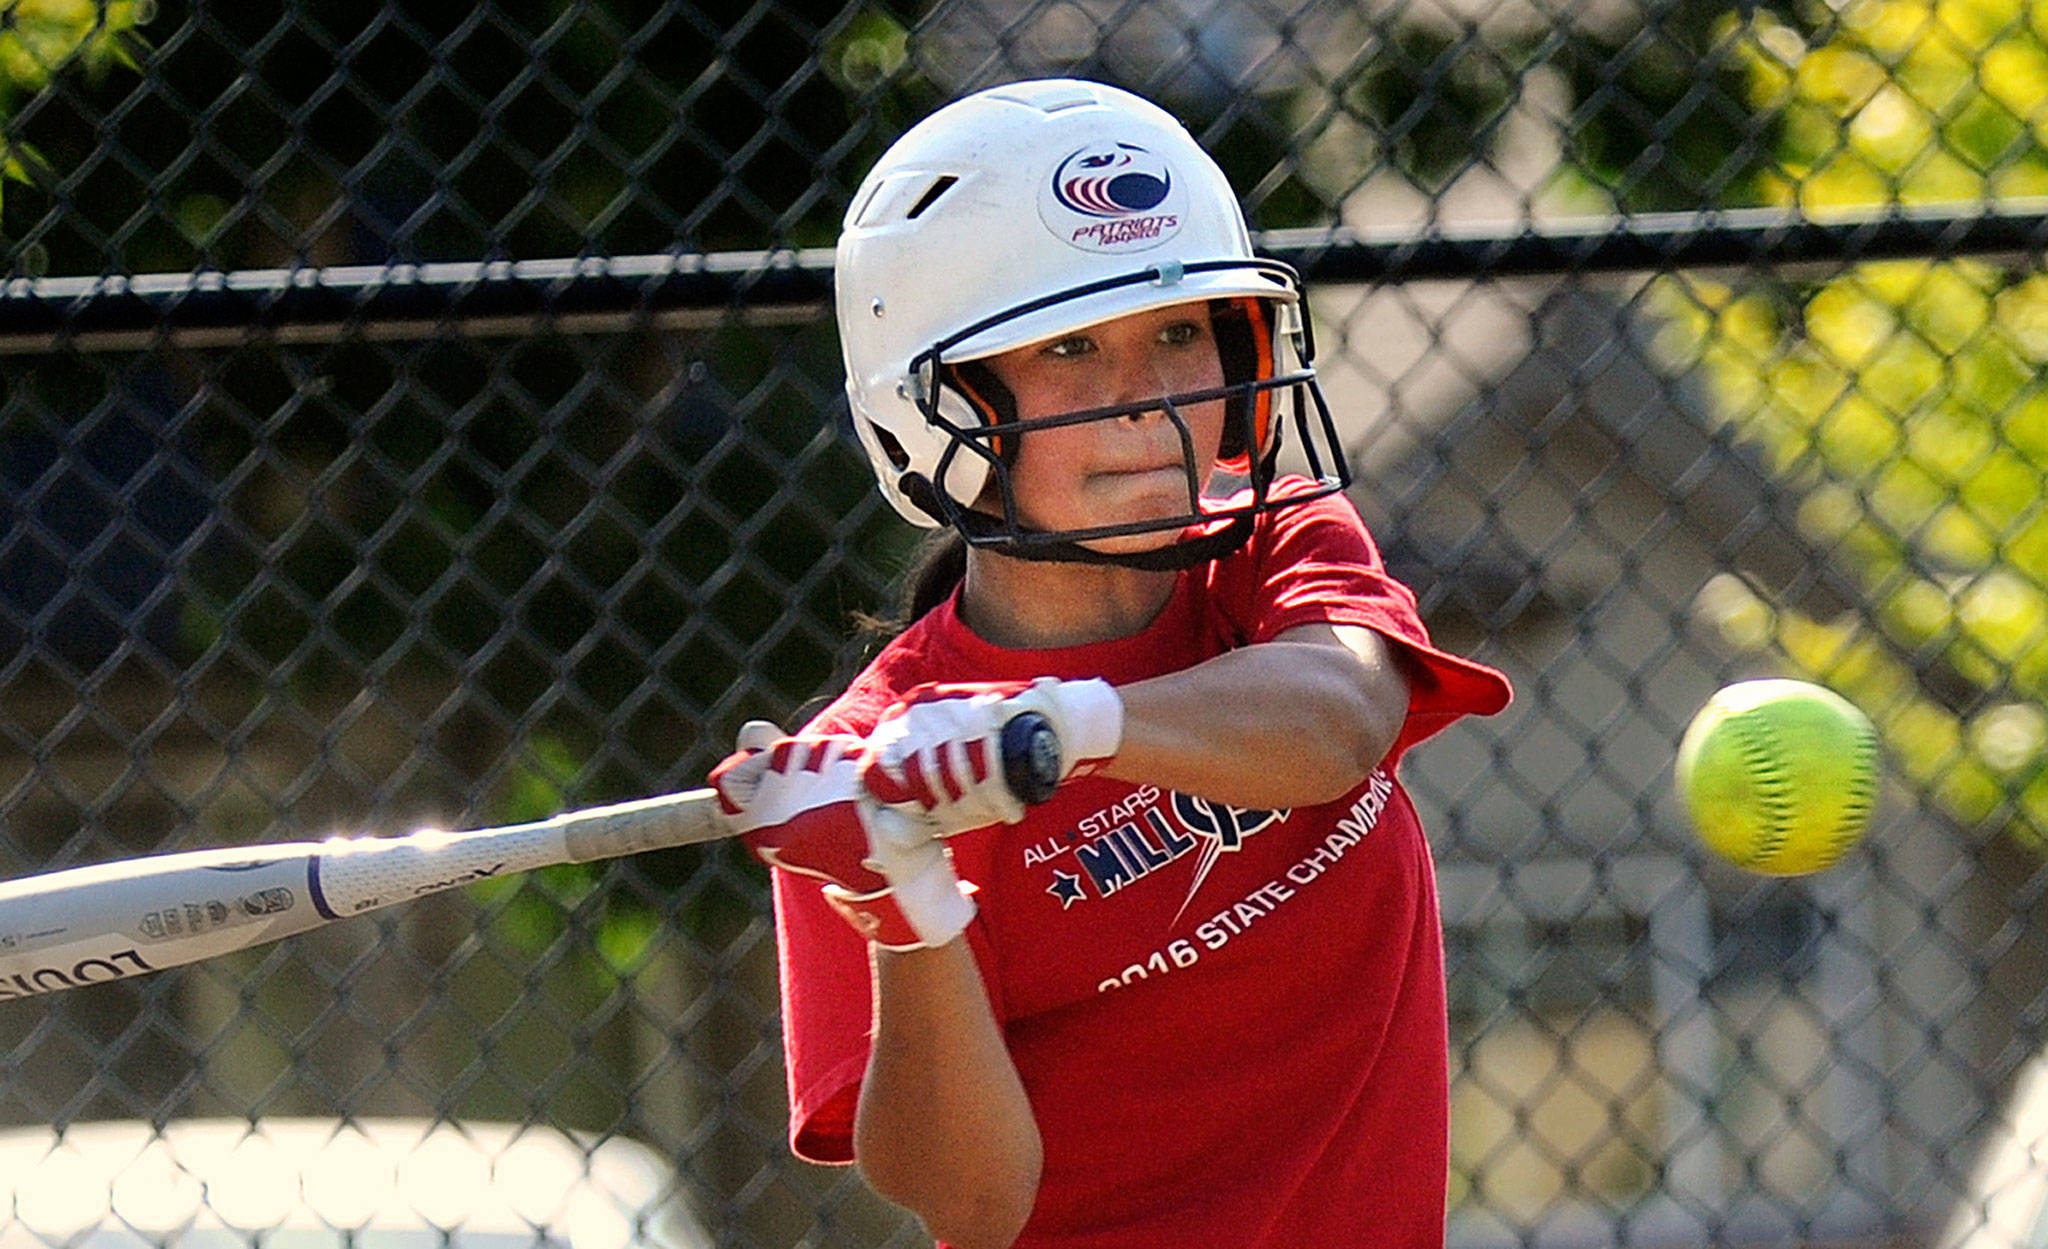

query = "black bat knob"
(999, 711), (1063, 806)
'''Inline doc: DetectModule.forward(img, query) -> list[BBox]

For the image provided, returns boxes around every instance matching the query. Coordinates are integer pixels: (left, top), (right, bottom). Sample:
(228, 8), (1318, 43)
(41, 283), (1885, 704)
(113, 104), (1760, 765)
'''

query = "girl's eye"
(1044, 336), (1095, 359)
(1159, 321), (1203, 347)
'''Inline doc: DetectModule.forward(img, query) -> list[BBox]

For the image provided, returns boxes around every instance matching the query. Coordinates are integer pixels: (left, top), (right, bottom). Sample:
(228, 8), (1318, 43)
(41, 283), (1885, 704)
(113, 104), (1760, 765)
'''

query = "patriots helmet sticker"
(1039, 142), (1186, 253)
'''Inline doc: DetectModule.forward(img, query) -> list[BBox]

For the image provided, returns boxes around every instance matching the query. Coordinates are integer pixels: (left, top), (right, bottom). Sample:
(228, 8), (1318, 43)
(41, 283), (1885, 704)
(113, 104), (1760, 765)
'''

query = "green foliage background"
(0, 0), (151, 197)
(1659, 0), (2048, 846)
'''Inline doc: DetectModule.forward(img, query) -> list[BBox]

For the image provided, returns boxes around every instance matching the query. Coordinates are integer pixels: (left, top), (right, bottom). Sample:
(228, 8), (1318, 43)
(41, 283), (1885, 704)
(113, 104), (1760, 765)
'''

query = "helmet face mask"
(903, 269), (1347, 569)
(837, 79), (1350, 570)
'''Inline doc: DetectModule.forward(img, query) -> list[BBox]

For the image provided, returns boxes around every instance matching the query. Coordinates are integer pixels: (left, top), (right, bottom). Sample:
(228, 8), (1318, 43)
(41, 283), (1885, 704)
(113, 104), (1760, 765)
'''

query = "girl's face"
(976, 301), (1227, 554)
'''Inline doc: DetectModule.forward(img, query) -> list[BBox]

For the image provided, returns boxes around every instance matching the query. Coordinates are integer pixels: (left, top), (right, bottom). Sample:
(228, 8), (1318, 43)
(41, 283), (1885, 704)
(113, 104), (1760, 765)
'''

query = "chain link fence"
(4, 1), (2047, 1245)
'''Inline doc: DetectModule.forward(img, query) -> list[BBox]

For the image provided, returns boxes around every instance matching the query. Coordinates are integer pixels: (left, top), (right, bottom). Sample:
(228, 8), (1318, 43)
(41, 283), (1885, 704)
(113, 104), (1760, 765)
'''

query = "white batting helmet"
(835, 78), (1346, 568)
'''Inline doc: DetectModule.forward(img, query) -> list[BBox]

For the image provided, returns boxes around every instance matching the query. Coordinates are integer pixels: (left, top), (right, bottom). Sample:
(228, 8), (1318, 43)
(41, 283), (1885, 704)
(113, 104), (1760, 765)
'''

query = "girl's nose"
(1106, 360), (1175, 418)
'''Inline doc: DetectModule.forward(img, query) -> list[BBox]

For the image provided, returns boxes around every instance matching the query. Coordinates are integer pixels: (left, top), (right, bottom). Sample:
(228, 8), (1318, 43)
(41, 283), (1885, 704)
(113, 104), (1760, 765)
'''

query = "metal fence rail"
(4, 2), (2047, 1246)
(16, 199), (2048, 348)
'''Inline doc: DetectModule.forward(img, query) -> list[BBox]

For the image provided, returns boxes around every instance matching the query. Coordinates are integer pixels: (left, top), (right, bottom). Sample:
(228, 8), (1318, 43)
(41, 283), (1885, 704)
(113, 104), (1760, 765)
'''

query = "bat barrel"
(0, 851), (327, 1000)
(0, 788), (723, 1000)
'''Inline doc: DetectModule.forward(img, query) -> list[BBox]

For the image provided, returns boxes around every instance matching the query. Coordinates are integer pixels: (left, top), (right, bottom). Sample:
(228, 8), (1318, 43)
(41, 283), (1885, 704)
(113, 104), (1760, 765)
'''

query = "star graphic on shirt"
(1047, 869), (1085, 909)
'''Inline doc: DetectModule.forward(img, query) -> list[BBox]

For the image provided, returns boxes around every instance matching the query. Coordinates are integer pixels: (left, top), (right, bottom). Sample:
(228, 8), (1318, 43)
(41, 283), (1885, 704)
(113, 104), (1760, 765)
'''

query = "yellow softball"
(1675, 679), (1879, 875)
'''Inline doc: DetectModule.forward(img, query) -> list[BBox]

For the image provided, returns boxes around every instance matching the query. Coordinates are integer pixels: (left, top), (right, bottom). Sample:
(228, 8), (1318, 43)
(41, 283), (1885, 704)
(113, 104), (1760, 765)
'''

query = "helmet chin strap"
(951, 506), (1257, 572)
(905, 472), (1261, 572)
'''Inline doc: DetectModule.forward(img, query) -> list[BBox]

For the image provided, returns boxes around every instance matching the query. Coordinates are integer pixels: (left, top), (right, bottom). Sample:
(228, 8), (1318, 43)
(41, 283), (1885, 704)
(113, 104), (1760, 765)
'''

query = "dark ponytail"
(900, 529), (967, 622)
(802, 529), (968, 726)
(855, 528), (968, 641)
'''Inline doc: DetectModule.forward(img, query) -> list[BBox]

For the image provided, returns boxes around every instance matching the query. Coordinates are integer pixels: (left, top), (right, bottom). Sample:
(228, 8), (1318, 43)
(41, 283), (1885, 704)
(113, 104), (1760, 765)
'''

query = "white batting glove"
(862, 677), (1123, 834)
(712, 720), (974, 950)
(839, 802), (976, 950)
(999, 677), (1124, 778)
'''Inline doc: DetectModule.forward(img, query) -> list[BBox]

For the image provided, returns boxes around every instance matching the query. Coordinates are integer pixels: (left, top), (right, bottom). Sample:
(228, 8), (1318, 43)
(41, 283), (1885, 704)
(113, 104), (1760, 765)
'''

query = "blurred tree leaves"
(1658, 0), (2048, 846)
(0, 0), (150, 207)
(0, 0), (146, 98)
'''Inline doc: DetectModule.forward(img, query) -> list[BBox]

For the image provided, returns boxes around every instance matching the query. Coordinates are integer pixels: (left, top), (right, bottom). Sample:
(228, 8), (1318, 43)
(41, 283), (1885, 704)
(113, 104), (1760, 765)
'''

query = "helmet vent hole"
(906, 176), (958, 219)
(869, 421), (911, 469)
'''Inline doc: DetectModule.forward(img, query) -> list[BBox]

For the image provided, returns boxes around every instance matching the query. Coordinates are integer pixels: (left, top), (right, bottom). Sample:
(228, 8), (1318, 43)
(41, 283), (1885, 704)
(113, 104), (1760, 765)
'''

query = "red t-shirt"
(772, 480), (1511, 1247)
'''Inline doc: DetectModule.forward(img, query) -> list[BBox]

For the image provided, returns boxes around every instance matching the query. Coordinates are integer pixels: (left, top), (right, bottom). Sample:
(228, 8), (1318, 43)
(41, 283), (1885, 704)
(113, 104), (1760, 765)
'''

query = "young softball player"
(711, 79), (1511, 1248)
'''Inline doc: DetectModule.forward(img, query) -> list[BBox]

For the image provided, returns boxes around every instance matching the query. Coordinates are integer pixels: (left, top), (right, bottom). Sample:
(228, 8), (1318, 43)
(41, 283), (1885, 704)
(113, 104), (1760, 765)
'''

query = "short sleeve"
(765, 695), (890, 1165)
(1209, 484), (1511, 757)
(771, 866), (871, 1164)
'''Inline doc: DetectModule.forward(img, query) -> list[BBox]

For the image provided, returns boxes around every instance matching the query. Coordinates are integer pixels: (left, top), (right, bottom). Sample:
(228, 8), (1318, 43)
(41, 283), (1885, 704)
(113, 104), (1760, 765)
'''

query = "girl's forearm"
(855, 941), (1042, 1249)
(1103, 627), (1411, 809)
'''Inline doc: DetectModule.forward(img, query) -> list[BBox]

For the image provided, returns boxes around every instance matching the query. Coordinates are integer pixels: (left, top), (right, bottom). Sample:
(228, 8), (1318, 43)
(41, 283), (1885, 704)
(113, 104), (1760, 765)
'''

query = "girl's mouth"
(1095, 462), (1183, 480)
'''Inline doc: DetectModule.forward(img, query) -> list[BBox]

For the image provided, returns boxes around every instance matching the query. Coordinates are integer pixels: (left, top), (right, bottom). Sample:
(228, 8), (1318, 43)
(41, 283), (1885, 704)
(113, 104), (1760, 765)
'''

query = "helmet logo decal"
(1054, 144), (1170, 216)
(1041, 142), (1184, 253)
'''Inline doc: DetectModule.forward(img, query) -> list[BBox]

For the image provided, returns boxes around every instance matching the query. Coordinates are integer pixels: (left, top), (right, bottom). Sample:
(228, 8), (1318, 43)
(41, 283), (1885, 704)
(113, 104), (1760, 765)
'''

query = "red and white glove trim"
(712, 721), (976, 950)
(862, 676), (1125, 836)
(849, 800), (977, 948)
(824, 871), (980, 953)
(866, 695), (1024, 829)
